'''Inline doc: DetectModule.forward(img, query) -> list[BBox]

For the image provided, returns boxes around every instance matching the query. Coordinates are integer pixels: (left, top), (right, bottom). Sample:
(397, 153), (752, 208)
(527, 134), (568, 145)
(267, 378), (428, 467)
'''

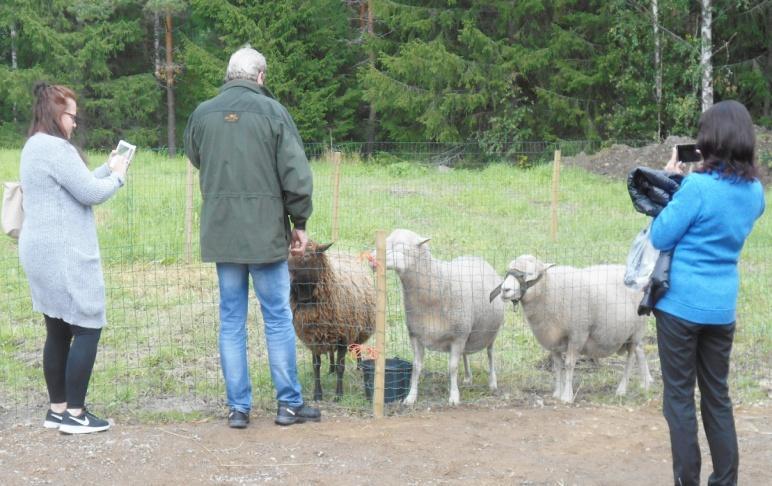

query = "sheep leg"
(334, 343), (346, 401)
(635, 343), (653, 391)
(486, 344), (497, 392)
(448, 340), (465, 406)
(327, 350), (335, 375)
(560, 347), (578, 403)
(551, 351), (564, 399)
(616, 343), (635, 396)
(312, 352), (323, 401)
(403, 336), (424, 406)
(462, 354), (472, 385)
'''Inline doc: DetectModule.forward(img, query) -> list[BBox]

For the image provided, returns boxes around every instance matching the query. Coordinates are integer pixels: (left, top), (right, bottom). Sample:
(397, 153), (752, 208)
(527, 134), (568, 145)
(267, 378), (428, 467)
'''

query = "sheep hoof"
(313, 392), (323, 402)
(403, 395), (416, 406)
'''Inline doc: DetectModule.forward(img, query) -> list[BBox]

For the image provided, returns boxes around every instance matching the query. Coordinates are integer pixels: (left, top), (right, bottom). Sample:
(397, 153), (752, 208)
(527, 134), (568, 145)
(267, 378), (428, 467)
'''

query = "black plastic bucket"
(361, 357), (412, 403)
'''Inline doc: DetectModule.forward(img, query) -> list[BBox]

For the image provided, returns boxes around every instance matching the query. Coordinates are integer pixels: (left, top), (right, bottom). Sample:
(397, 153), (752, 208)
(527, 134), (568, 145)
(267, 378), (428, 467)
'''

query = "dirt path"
(1, 402), (770, 485)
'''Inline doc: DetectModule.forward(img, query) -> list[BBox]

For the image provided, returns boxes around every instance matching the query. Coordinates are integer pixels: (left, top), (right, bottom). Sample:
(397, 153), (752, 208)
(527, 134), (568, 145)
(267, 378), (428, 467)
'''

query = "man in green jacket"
(184, 45), (320, 429)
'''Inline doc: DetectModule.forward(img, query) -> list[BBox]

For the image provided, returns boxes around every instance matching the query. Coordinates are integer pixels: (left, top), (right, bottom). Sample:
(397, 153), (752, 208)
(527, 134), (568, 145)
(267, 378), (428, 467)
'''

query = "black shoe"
(228, 409), (249, 429)
(275, 403), (321, 426)
(58, 409), (110, 435)
(43, 409), (64, 429)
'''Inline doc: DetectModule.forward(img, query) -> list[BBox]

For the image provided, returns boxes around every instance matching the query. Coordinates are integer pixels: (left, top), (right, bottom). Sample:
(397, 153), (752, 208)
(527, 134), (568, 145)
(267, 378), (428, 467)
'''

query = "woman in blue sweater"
(650, 100), (765, 486)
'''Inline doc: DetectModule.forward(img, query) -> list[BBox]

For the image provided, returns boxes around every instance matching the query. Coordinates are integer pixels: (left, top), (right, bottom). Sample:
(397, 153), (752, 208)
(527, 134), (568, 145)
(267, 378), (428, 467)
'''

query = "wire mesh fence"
(1, 147), (769, 419)
(304, 139), (656, 166)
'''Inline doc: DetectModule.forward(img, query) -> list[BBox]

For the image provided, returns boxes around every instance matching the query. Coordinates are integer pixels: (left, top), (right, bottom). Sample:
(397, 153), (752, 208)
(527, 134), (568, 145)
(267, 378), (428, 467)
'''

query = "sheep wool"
(496, 255), (653, 403)
(289, 242), (375, 401)
(384, 229), (506, 406)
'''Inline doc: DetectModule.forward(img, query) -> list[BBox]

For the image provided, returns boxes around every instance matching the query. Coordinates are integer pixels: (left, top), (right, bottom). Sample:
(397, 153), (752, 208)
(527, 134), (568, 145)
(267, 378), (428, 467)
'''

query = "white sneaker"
(43, 409), (64, 429)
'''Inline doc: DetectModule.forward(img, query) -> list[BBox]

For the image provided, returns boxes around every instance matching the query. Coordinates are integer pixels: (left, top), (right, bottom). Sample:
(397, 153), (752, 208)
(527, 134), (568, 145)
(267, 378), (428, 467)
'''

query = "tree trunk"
(652, 0), (662, 139)
(165, 14), (176, 157)
(700, 0), (713, 112)
(365, 0), (376, 156)
(766, 6), (771, 119)
(154, 13), (161, 77)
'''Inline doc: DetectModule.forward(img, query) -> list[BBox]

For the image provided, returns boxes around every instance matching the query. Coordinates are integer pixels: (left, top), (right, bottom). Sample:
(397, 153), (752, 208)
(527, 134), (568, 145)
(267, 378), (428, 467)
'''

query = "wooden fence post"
(331, 151), (342, 241)
(550, 150), (561, 242)
(373, 229), (387, 418)
(184, 158), (194, 263)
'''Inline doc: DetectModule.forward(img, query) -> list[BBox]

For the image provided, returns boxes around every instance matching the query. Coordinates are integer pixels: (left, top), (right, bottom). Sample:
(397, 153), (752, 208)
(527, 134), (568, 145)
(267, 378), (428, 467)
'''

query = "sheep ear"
(316, 242), (334, 253)
(417, 237), (431, 247)
(525, 263), (553, 282)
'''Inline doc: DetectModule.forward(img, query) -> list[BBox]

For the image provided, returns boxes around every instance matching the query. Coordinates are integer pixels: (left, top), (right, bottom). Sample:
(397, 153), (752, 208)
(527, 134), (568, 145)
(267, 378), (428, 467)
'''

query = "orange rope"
(358, 251), (381, 270)
(348, 343), (379, 361)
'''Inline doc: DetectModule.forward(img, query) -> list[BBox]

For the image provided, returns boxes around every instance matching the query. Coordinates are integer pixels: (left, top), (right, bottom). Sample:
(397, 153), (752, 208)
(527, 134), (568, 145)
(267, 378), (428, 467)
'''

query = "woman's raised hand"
(108, 150), (129, 179)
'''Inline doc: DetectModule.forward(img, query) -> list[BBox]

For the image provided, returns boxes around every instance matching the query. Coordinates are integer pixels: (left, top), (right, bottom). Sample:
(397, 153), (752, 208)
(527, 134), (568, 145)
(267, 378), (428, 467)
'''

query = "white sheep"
(383, 229), (506, 406)
(490, 255), (653, 403)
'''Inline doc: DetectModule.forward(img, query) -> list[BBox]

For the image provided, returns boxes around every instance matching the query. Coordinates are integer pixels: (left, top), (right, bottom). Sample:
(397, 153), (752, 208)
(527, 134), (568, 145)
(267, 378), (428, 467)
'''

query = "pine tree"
(182, 0), (365, 142)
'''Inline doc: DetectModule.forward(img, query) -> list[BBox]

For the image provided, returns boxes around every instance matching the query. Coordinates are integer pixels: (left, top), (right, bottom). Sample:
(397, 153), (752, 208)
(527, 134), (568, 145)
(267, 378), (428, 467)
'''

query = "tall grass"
(1, 148), (770, 417)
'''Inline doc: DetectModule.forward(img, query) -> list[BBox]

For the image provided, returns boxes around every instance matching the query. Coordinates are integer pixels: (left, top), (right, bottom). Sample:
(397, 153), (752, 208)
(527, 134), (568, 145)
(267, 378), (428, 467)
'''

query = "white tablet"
(116, 140), (136, 164)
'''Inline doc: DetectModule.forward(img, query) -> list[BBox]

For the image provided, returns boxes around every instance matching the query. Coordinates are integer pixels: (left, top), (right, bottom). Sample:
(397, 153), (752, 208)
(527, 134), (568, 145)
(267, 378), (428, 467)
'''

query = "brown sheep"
(288, 241), (376, 401)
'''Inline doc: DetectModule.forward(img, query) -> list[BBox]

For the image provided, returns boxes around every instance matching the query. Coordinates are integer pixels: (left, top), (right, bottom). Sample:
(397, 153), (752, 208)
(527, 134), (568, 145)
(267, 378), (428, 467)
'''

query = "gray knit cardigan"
(19, 133), (124, 329)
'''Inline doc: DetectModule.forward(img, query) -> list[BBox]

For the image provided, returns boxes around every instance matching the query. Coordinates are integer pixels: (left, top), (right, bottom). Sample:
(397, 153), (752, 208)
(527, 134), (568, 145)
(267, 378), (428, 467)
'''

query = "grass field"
(1, 148), (770, 419)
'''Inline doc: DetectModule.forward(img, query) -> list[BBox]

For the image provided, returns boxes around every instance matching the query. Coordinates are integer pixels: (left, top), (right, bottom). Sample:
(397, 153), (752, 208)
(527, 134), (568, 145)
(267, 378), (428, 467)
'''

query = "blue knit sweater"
(650, 171), (765, 324)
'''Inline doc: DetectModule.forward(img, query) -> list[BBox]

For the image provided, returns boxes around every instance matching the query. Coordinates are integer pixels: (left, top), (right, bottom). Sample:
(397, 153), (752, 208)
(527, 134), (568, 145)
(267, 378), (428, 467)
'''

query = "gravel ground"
(1, 401), (770, 485)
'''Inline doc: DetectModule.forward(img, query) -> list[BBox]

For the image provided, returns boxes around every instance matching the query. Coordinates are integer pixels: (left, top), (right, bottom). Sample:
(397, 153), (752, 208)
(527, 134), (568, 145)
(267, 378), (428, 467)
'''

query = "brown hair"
(28, 82), (87, 164)
(695, 100), (759, 181)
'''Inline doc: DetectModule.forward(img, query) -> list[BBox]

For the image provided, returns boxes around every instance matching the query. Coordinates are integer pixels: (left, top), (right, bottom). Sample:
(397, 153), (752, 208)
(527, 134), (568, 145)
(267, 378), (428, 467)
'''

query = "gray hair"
(225, 45), (267, 82)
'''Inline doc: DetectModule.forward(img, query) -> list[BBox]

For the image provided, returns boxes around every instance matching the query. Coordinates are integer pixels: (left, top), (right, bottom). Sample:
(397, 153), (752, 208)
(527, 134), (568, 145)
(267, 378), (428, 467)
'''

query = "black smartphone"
(676, 144), (701, 163)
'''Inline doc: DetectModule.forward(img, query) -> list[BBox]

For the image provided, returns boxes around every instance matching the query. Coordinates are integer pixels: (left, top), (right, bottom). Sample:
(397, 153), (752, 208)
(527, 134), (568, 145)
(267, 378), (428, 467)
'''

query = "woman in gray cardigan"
(19, 83), (128, 434)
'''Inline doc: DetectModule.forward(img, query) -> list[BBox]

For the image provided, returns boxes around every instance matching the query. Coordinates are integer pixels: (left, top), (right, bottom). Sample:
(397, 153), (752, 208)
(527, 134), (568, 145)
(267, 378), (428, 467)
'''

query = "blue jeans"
(216, 261), (303, 412)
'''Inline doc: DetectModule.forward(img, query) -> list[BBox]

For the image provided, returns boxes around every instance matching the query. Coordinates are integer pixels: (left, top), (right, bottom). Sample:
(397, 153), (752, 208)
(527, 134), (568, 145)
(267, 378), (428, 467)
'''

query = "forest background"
(0, 0), (769, 155)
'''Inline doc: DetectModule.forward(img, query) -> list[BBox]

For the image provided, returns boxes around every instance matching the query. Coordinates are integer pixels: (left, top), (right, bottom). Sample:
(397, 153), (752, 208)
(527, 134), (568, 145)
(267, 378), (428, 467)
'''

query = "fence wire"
(1, 149), (769, 418)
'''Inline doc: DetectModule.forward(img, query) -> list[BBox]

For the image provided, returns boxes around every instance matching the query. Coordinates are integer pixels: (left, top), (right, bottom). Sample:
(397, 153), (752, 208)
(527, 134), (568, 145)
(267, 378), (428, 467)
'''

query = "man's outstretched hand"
(290, 228), (308, 257)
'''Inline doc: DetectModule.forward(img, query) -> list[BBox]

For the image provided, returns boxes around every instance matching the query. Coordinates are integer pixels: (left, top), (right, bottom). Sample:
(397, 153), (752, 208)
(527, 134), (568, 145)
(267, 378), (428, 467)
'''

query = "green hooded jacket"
(184, 80), (313, 263)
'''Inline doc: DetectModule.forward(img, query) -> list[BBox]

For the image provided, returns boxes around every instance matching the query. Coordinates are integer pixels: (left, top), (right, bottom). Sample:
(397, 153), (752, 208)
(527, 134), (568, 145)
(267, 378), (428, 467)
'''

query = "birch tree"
(701, 0), (713, 111)
(652, 0), (662, 138)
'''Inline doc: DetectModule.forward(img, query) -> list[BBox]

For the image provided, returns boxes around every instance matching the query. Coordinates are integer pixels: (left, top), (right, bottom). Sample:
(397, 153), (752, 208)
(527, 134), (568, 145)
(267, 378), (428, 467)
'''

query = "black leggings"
(43, 315), (102, 409)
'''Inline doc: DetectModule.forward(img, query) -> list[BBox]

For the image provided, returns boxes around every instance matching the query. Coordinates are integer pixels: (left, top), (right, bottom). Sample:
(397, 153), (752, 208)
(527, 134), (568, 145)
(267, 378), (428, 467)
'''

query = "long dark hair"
(28, 82), (88, 164)
(695, 100), (759, 181)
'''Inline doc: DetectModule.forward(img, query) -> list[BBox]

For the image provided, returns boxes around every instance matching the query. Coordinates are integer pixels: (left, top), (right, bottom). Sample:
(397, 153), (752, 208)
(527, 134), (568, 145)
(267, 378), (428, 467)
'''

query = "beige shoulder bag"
(2, 182), (24, 239)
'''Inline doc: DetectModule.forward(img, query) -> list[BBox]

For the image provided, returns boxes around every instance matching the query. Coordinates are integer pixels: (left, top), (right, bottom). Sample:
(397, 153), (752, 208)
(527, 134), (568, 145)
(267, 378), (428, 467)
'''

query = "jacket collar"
(220, 79), (275, 100)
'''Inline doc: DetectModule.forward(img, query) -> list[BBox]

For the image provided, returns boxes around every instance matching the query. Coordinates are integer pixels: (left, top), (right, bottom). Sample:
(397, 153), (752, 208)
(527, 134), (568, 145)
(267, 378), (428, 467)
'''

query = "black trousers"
(654, 310), (738, 486)
(43, 315), (102, 409)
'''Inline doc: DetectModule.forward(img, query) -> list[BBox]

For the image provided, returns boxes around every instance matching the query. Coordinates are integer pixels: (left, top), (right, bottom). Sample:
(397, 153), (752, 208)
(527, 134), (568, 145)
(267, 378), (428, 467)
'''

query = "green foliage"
(184, 0), (364, 141)
(0, 0), (769, 149)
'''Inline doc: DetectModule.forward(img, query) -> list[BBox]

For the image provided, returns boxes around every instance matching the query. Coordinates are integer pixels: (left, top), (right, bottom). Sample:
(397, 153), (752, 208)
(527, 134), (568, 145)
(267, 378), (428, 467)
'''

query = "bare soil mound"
(563, 127), (772, 185)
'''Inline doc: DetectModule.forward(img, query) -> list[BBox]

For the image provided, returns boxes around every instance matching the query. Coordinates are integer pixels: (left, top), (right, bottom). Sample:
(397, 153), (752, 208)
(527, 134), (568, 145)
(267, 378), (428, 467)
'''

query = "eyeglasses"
(63, 112), (79, 124)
